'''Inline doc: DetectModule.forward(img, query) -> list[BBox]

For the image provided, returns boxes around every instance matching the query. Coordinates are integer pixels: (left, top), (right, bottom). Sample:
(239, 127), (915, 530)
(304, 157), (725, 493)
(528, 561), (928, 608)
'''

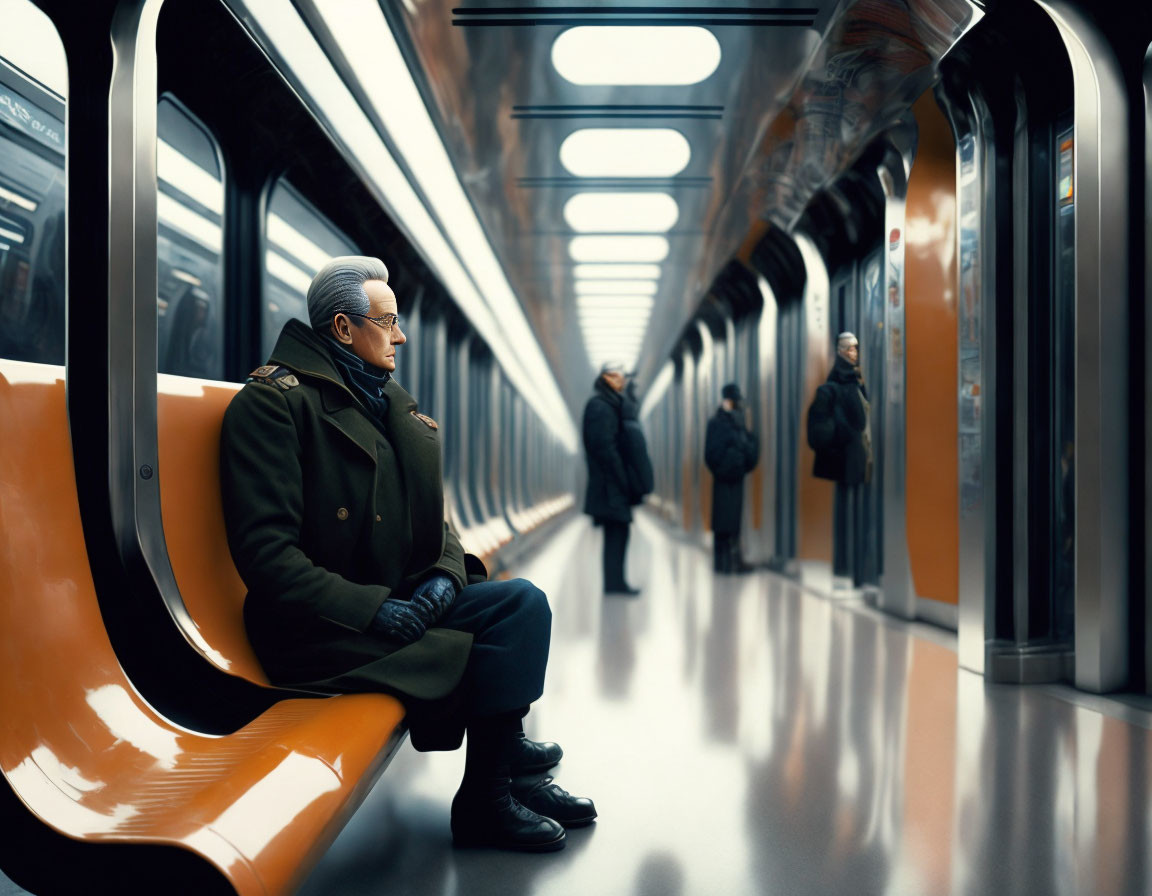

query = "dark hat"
(722, 382), (742, 401)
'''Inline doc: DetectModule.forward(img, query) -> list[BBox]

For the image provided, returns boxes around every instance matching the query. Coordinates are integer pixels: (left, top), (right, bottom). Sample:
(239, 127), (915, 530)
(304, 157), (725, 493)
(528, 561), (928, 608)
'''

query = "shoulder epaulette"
(246, 365), (300, 390)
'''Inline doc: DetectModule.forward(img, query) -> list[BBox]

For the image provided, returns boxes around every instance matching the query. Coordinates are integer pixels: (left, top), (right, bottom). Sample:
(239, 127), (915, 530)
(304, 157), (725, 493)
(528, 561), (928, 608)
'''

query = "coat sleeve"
(584, 398), (629, 492)
(220, 383), (389, 633)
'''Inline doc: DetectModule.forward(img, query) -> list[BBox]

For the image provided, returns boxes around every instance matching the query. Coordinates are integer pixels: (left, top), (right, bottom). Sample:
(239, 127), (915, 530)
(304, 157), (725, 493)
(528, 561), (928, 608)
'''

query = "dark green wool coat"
(220, 319), (481, 700)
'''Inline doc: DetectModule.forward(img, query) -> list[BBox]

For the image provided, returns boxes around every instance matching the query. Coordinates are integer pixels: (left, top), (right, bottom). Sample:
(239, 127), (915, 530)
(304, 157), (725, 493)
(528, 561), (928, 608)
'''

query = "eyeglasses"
(347, 311), (400, 332)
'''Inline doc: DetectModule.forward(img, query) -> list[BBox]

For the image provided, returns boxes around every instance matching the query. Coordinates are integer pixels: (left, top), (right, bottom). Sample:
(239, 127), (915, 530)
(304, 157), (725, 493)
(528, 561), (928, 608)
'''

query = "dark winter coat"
(811, 355), (871, 485)
(620, 385), (654, 505)
(219, 319), (486, 699)
(582, 376), (632, 523)
(705, 407), (759, 534)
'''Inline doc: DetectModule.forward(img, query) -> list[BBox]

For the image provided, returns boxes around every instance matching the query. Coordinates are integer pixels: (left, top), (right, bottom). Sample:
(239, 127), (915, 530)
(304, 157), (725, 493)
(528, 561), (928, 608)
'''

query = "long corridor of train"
(5, 0), (1152, 893)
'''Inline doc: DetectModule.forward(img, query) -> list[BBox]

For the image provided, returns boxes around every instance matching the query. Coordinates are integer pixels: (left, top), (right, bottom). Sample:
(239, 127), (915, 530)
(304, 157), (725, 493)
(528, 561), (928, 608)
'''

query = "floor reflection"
(300, 511), (1152, 896)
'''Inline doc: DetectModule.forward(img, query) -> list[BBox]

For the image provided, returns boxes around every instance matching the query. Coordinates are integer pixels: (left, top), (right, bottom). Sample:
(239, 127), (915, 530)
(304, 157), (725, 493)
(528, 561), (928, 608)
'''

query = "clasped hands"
(368, 574), (457, 644)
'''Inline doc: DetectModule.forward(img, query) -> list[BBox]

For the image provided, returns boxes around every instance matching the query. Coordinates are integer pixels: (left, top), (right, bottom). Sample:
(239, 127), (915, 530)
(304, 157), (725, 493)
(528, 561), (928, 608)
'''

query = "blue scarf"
(324, 336), (391, 426)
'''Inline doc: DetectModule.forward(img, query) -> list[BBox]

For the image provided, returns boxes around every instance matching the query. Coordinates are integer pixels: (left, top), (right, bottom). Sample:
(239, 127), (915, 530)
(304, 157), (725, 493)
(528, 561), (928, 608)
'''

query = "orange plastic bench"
(156, 375), (273, 685)
(0, 361), (405, 895)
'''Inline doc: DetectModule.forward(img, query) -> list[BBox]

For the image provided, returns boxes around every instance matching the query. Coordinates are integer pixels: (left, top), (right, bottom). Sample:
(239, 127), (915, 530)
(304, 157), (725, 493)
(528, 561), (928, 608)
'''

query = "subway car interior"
(2, 0), (1152, 893)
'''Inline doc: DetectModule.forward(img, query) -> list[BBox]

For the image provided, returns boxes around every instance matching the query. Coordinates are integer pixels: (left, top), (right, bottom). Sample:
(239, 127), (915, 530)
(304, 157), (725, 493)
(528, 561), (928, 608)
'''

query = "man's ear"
(332, 313), (354, 344)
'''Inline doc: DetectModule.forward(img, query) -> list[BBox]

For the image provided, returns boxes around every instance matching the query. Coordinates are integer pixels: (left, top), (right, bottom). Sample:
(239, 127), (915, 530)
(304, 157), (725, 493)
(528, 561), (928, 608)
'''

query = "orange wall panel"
(798, 350), (834, 563)
(905, 90), (959, 605)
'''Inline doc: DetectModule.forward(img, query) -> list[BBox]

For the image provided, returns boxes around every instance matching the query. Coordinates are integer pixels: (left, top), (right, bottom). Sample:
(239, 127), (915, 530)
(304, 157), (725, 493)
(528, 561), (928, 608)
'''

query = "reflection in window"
(157, 97), (224, 379)
(0, 5), (66, 365)
(262, 180), (359, 358)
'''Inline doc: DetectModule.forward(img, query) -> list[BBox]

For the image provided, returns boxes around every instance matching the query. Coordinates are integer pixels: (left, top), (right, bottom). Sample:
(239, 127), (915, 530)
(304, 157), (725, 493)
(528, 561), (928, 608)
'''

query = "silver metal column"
(756, 276), (778, 566)
(875, 140), (918, 620)
(1144, 41), (1152, 695)
(1036, 1), (1131, 694)
(792, 230), (833, 591)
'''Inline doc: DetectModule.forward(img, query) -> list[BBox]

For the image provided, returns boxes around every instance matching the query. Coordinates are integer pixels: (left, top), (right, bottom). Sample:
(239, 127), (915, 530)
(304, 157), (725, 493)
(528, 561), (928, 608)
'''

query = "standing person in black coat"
(705, 383), (760, 573)
(583, 362), (638, 595)
(810, 332), (873, 583)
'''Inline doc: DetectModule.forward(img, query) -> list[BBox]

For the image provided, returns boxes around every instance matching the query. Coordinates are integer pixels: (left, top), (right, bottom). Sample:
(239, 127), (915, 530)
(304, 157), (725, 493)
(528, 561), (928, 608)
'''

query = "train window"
(262, 179), (359, 358)
(156, 97), (224, 379)
(0, 3), (66, 365)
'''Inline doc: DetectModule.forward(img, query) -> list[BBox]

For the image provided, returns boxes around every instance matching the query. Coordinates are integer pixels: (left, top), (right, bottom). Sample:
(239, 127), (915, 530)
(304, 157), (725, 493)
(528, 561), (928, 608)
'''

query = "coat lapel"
(319, 387), (381, 464)
(384, 379), (445, 569)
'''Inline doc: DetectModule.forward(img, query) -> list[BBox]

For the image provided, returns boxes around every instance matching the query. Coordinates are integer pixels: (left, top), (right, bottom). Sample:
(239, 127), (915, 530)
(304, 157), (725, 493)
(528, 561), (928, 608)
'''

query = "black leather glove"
(409, 575), (457, 627)
(368, 598), (427, 644)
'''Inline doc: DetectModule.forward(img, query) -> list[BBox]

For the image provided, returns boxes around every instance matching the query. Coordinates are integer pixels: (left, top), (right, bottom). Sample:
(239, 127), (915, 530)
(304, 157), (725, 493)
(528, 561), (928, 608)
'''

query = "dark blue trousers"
(436, 577), (552, 717)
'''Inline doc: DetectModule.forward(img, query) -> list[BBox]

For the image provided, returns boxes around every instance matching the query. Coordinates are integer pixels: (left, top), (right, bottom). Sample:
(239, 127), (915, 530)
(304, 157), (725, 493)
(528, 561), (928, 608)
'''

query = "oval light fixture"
(575, 280), (658, 296)
(560, 128), (691, 178)
(564, 193), (678, 233)
(552, 26), (721, 86)
(569, 235), (670, 263)
(574, 263), (662, 280)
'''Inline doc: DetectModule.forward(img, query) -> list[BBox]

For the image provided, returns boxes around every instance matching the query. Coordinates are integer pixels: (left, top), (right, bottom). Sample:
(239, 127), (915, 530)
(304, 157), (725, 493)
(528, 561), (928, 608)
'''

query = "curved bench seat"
(1, 361), (405, 895)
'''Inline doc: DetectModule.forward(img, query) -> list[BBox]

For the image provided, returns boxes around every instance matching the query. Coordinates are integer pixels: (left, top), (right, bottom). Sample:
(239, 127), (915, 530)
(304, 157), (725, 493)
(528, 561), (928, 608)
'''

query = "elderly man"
(583, 361), (638, 595)
(220, 256), (594, 852)
(810, 331), (872, 585)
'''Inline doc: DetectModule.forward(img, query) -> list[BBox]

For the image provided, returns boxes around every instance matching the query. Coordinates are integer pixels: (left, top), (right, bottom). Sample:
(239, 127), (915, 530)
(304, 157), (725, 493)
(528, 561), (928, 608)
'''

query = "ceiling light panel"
(569, 235), (669, 263)
(575, 280), (658, 296)
(576, 296), (654, 310)
(573, 263), (662, 280)
(560, 128), (691, 178)
(552, 27), (721, 86)
(564, 192), (678, 233)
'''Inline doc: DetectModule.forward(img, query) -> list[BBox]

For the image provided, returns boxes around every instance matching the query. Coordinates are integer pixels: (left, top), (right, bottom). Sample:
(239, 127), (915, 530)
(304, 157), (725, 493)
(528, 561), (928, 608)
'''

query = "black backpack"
(806, 384), (838, 452)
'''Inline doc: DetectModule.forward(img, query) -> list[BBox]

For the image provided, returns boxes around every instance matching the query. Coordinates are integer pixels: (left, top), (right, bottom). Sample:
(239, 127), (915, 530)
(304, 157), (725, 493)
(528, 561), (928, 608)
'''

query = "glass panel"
(1051, 123), (1075, 643)
(0, 20), (65, 365)
(156, 98), (224, 379)
(262, 179), (358, 358)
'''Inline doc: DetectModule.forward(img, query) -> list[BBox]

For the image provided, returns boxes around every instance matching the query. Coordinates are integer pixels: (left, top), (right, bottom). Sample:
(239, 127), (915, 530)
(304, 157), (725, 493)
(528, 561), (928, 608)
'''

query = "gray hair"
(306, 255), (390, 332)
(837, 331), (858, 348)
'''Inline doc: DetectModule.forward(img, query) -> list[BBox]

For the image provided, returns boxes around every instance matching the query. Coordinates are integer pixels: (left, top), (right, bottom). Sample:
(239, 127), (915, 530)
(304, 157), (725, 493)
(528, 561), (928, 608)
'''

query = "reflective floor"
(299, 511), (1152, 896)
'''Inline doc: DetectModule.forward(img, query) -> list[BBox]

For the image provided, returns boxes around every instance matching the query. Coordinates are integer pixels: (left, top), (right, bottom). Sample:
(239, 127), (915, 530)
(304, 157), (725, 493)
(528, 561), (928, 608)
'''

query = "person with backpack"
(583, 362), (641, 595)
(705, 382), (760, 573)
(808, 331), (873, 583)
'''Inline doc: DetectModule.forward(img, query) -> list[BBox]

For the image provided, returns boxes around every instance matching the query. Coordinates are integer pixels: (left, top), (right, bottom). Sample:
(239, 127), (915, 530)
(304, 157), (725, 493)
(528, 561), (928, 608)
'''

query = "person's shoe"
(510, 735), (564, 774)
(605, 583), (641, 596)
(451, 790), (566, 851)
(513, 776), (597, 828)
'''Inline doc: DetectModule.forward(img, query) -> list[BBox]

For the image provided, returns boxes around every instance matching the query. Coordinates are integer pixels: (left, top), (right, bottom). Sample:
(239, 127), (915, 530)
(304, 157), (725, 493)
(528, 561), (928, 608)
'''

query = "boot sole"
(452, 830), (567, 852)
(557, 813), (597, 828)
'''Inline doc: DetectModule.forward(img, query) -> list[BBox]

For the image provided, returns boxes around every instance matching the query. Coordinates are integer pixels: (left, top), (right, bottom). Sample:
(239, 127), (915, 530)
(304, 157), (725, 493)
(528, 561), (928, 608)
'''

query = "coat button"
(337, 507), (349, 520)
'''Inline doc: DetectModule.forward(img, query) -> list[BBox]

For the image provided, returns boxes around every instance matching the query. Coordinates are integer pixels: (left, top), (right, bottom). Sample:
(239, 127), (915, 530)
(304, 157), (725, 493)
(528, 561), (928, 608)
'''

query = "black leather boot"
(452, 714), (565, 851)
(512, 776), (597, 828)
(730, 538), (754, 573)
(509, 722), (564, 775)
(451, 783), (566, 851)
